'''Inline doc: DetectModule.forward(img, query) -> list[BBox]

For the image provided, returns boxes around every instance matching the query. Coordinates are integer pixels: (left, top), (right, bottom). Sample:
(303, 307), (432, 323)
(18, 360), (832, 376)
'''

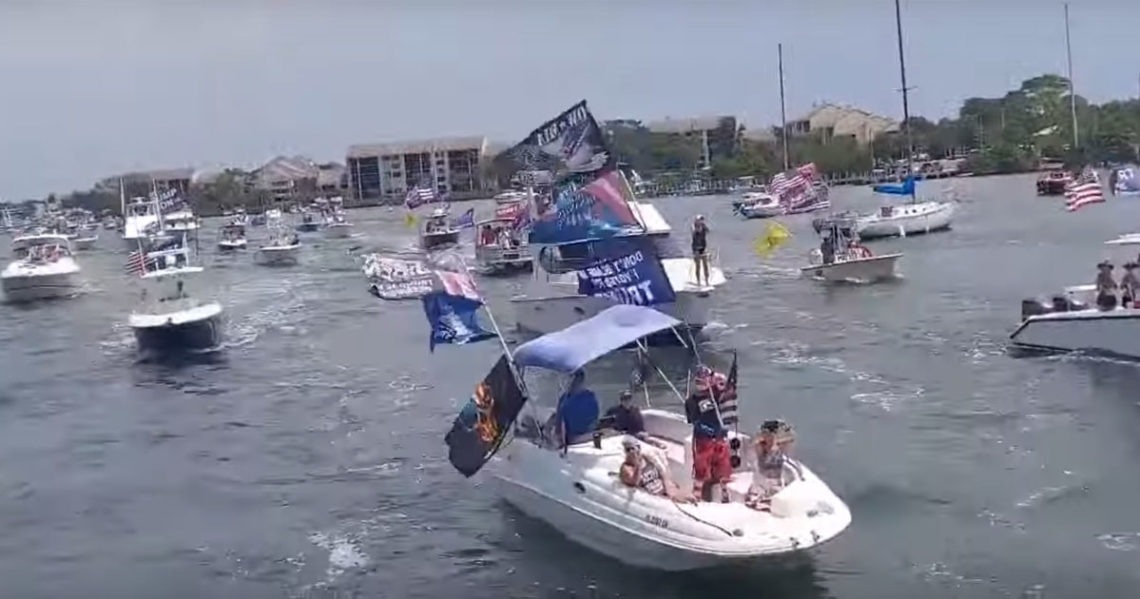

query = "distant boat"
(419, 207), (461, 250)
(217, 223), (248, 251)
(1, 232), (82, 303)
(474, 215), (532, 275)
(802, 215), (902, 283)
(254, 225), (301, 266)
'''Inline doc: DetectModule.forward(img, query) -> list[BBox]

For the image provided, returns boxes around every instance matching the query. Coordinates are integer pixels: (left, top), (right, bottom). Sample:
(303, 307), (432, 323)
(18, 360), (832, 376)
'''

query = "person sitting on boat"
(619, 436), (696, 504)
(480, 225), (495, 246)
(1095, 260), (1118, 311)
(684, 370), (733, 503)
(603, 390), (666, 449)
(847, 239), (872, 259)
(1121, 262), (1139, 308)
(691, 215), (710, 287)
(745, 420), (796, 510)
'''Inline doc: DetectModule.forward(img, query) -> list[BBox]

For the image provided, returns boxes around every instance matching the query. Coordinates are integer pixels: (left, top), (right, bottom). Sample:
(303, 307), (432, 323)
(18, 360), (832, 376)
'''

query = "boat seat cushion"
(560, 389), (600, 440)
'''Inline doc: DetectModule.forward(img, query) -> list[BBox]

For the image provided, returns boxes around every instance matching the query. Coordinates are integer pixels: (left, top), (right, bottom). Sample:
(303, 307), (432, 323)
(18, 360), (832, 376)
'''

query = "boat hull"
(511, 291), (711, 342)
(1010, 308), (1140, 359)
(421, 231), (460, 250)
(856, 202), (954, 240)
(1, 270), (81, 303)
(70, 237), (98, 251)
(254, 246), (300, 266)
(800, 254), (901, 283)
(296, 223), (320, 232)
(217, 240), (247, 251)
(740, 204), (784, 219)
(130, 308), (223, 353)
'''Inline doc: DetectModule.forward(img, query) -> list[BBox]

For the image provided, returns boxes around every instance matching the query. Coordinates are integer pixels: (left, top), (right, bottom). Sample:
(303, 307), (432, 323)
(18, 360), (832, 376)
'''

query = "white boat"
(323, 211), (353, 239)
(217, 223), (248, 251)
(162, 208), (200, 241)
(735, 191), (785, 219)
(802, 216), (902, 283)
(420, 207), (461, 250)
(855, 200), (955, 240)
(494, 190), (530, 204)
(474, 216), (532, 275)
(1, 233), (82, 303)
(128, 237), (223, 354)
(254, 227), (301, 266)
(65, 229), (99, 251)
(479, 305), (851, 571)
(121, 196), (162, 250)
(511, 202), (725, 340)
(295, 210), (321, 233)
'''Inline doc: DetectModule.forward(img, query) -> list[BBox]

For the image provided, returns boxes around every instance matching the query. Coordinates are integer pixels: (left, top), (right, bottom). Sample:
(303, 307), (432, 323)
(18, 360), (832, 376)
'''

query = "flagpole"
(1064, 2), (1079, 149)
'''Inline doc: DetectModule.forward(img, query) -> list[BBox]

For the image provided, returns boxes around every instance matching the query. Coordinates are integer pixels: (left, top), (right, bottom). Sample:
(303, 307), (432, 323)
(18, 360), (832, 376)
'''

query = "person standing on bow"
(691, 215), (710, 287)
(684, 367), (733, 503)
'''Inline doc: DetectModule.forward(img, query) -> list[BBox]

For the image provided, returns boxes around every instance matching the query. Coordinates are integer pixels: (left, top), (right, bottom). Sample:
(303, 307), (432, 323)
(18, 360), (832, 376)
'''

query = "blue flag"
(575, 248), (676, 306)
(452, 207), (475, 229)
(528, 170), (642, 245)
(421, 292), (497, 352)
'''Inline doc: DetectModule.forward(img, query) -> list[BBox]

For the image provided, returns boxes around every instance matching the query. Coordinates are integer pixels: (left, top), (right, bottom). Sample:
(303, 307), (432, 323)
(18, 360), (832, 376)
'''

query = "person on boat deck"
(691, 215), (710, 287)
(684, 372), (733, 503)
(480, 225), (495, 246)
(604, 390), (666, 449)
(619, 436), (696, 504)
(1095, 261), (1119, 311)
(745, 420), (796, 510)
(820, 234), (835, 265)
(544, 370), (600, 450)
(1121, 262), (1139, 308)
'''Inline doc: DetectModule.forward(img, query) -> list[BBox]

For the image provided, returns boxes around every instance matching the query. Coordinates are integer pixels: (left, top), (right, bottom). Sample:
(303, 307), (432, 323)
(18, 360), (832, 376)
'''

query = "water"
(3, 173), (1140, 598)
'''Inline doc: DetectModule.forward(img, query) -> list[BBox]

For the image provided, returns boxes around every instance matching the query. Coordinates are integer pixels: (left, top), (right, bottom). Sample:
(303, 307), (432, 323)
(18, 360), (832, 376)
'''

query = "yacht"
(2, 232), (82, 303)
(511, 201), (725, 341)
(419, 207), (461, 250)
(460, 305), (852, 570)
(128, 236), (223, 353)
(217, 223), (248, 251)
(474, 215), (532, 275)
(254, 226), (301, 266)
(802, 215), (901, 283)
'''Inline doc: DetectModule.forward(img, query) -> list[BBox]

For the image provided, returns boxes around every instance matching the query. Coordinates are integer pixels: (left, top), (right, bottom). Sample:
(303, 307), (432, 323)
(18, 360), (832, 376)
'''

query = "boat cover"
(512, 304), (681, 373)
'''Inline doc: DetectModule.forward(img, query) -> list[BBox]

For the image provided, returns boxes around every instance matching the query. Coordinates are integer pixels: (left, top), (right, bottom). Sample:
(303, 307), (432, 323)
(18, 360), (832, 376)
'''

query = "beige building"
(346, 136), (489, 202)
(787, 103), (898, 145)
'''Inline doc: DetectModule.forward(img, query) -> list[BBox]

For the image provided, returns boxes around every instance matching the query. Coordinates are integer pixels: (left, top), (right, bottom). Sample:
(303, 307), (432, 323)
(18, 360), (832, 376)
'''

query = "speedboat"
(128, 236), (223, 354)
(735, 191), (784, 219)
(254, 227), (301, 266)
(511, 202), (725, 341)
(1, 233), (82, 303)
(474, 216), (532, 275)
(855, 177), (955, 240)
(217, 223), (248, 251)
(452, 305), (852, 571)
(420, 207), (461, 250)
(802, 215), (901, 283)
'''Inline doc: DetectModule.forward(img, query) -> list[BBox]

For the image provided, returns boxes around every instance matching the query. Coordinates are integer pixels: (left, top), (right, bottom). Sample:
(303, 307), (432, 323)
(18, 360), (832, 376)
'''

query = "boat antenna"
(1063, 2), (1079, 150)
(893, 0), (916, 198)
(777, 42), (790, 172)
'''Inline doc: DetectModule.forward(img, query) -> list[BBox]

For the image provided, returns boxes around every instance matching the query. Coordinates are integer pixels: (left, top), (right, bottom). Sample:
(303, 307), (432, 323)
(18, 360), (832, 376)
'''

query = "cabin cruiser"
(511, 202), (725, 340)
(475, 305), (851, 570)
(128, 236), (223, 354)
(854, 176), (954, 240)
(420, 207), (461, 250)
(474, 216), (532, 275)
(802, 215), (901, 283)
(254, 226), (301, 266)
(734, 191), (784, 219)
(2, 233), (82, 303)
(1037, 170), (1072, 196)
(217, 223), (248, 251)
(1009, 235), (1140, 359)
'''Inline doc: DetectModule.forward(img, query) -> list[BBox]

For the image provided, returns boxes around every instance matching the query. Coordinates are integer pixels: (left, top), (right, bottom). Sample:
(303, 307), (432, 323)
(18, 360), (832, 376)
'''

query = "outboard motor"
(1021, 298), (1053, 320)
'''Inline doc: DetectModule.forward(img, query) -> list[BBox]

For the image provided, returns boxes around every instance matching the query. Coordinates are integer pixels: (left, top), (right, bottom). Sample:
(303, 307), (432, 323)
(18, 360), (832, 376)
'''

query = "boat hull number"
(644, 515), (670, 529)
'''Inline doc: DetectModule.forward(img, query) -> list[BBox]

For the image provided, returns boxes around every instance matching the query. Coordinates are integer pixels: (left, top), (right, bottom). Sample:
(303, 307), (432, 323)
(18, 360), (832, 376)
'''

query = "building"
(345, 136), (489, 202)
(249, 155), (321, 203)
(787, 103), (898, 146)
(100, 167), (195, 195)
(645, 116), (739, 168)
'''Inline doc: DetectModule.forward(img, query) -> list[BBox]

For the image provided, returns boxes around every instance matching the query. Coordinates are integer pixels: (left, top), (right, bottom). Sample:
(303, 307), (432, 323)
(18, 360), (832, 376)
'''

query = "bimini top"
(512, 304), (681, 373)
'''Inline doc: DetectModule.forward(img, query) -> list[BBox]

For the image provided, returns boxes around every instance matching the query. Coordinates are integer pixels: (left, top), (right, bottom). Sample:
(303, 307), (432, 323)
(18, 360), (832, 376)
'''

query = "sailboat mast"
(1064, 3), (1079, 149)
(893, 0), (913, 173)
(777, 43), (790, 172)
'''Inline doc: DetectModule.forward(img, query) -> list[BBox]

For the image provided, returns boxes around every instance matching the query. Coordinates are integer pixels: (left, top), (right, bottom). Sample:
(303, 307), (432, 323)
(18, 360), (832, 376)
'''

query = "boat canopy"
(512, 305), (681, 373)
(872, 176), (916, 197)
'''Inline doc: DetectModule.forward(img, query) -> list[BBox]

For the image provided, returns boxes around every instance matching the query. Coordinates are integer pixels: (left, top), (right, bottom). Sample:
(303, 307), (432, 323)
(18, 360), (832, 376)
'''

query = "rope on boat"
(671, 502), (736, 537)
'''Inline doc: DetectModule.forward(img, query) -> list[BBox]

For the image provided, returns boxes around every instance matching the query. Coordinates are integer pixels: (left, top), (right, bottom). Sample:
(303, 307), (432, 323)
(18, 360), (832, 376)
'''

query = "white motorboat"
(162, 208), (200, 241)
(855, 200), (954, 240)
(323, 212), (353, 239)
(1010, 235), (1140, 359)
(2, 233), (82, 303)
(447, 305), (851, 571)
(494, 190), (530, 205)
(474, 216), (532, 275)
(295, 210), (321, 233)
(511, 202), (725, 340)
(128, 236), (223, 354)
(420, 207), (461, 250)
(65, 228), (99, 251)
(217, 223), (248, 251)
(254, 227), (301, 266)
(121, 196), (162, 250)
(735, 191), (785, 219)
(802, 215), (902, 283)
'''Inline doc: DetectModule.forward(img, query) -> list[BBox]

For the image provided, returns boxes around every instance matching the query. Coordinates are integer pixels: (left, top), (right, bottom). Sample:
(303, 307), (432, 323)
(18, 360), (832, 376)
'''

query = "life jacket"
(638, 456), (665, 495)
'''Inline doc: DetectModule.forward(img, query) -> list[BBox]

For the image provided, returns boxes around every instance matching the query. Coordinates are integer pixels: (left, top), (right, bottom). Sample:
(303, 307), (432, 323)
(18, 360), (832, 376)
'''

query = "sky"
(0, 0), (1136, 199)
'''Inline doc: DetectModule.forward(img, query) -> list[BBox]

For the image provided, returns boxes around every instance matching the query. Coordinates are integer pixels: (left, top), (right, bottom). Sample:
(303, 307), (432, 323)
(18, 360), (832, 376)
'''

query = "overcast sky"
(0, 0), (1135, 199)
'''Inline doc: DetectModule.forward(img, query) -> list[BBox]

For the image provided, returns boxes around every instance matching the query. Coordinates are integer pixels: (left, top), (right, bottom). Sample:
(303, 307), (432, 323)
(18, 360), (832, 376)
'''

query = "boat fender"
(729, 437), (742, 468)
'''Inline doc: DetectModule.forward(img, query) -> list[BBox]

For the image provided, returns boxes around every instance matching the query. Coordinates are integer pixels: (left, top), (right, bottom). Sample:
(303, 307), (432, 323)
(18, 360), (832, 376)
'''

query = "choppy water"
(2, 173), (1140, 598)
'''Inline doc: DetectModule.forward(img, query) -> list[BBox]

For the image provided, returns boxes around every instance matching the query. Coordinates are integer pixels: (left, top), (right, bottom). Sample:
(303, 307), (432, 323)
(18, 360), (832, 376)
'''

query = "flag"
(754, 221), (791, 257)
(1065, 168), (1105, 212)
(452, 207), (475, 229)
(719, 351), (739, 427)
(125, 249), (148, 276)
(404, 186), (436, 210)
(421, 292), (497, 352)
(444, 355), (528, 477)
(404, 211), (417, 228)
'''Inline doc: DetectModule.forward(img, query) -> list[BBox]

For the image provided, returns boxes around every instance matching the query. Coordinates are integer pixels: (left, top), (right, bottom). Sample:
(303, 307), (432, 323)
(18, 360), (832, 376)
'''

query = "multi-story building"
(249, 155), (320, 202)
(345, 136), (489, 203)
(787, 103), (898, 146)
(645, 116), (739, 169)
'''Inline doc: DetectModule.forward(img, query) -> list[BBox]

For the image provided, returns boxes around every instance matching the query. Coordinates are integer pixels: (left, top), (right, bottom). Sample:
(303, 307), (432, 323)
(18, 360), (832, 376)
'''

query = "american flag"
(125, 249), (148, 276)
(404, 186), (437, 210)
(772, 163), (827, 213)
(1065, 168), (1105, 212)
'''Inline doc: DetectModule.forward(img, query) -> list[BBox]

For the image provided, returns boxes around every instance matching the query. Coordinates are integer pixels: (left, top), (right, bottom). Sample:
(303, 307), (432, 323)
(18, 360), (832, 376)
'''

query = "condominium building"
(345, 136), (489, 202)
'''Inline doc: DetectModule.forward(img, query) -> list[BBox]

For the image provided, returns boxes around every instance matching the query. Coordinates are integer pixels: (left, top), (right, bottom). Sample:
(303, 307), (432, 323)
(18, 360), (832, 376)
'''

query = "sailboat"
(854, 0), (955, 241)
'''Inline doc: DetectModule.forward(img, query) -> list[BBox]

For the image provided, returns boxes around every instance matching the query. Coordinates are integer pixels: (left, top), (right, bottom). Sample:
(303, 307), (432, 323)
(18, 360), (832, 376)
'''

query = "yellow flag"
(404, 211), (417, 228)
(754, 221), (791, 258)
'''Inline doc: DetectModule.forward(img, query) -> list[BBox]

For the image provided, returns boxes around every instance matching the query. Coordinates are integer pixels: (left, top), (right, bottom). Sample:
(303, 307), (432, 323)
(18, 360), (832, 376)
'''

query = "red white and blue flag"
(125, 250), (148, 276)
(404, 186), (437, 210)
(1065, 168), (1105, 212)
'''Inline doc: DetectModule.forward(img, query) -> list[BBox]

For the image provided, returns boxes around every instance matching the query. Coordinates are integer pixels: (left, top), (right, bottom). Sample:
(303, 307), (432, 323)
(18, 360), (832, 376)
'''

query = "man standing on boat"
(691, 215), (710, 287)
(684, 368), (733, 503)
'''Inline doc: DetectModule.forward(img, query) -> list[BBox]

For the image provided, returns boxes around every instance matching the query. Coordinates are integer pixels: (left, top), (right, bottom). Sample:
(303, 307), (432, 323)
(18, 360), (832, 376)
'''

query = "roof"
(792, 103), (898, 134)
(742, 127), (777, 142)
(645, 116), (735, 134)
(254, 155), (319, 183)
(512, 305), (682, 373)
(347, 136), (489, 158)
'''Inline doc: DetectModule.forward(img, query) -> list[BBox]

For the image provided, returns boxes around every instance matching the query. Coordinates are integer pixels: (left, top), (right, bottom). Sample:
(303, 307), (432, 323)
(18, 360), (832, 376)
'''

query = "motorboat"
(1037, 170), (1072, 196)
(457, 305), (851, 571)
(734, 191), (785, 219)
(494, 190), (530, 205)
(121, 196), (162, 250)
(420, 207), (461, 250)
(1009, 235), (1140, 359)
(295, 210), (321, 233)
(1, 233), (82, 303)
(802, 215), (902, 283)
(64, 227), (98, 251)
(217, 223), (248, 251)
(474, 216), (532, 275)
(511, 201), (725, 341)
(254, 227), (301, 266)
(323, 198), (353, 239)
(127, 236), (223, 354)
